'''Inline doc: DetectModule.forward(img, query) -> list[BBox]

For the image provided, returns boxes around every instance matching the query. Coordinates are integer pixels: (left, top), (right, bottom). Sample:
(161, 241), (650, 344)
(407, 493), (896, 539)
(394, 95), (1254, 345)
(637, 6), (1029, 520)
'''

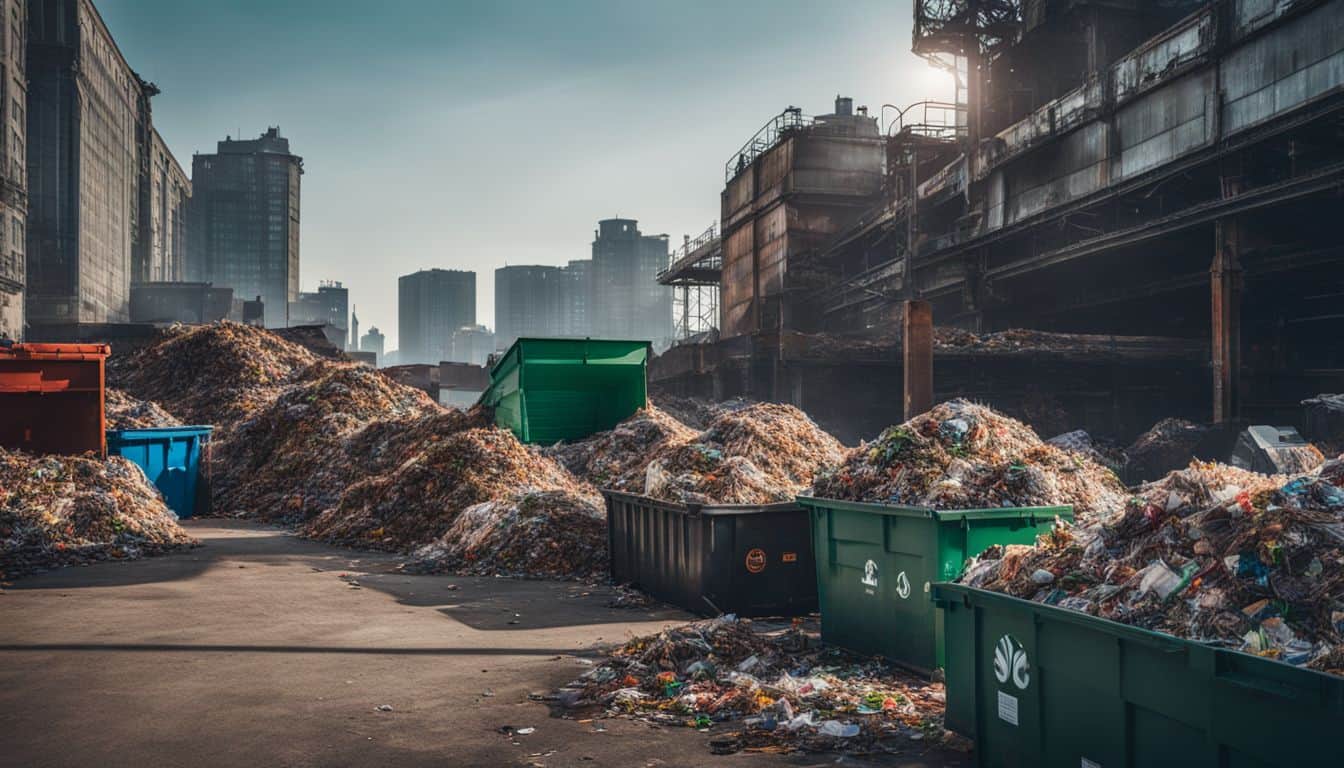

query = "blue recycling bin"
(106, 426), (213, 519)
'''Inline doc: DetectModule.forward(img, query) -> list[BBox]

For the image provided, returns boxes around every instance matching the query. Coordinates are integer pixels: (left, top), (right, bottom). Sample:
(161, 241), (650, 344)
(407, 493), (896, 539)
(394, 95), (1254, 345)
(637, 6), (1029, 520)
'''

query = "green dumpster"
(479, 338), (650, 444)
(933, 583), (1344, 767)
(796, 495), (1070, 675)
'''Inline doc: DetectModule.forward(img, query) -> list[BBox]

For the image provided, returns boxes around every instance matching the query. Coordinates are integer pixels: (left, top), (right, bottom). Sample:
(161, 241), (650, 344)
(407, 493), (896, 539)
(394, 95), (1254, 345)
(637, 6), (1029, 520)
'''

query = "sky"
(98, 0), (952, 351)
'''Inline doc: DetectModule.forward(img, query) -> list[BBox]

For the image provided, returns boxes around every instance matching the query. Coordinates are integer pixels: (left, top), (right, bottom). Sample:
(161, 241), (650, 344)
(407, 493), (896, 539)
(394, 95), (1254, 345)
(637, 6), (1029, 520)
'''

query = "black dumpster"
(602, 490), (817, 617)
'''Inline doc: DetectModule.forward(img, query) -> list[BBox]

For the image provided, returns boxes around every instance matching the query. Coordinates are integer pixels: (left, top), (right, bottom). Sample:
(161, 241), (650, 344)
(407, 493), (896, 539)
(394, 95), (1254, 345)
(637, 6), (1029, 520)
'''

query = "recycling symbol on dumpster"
(895, 571), (911, 599)
(861, 559), (879, 588)
(993, 634), (1031, 690)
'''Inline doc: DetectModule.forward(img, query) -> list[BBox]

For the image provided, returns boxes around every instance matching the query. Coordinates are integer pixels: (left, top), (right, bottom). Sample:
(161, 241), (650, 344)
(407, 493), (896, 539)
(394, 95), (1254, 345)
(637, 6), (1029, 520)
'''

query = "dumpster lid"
(0, 343), (111, 360)
(795, 494), (1072, 522)
(106, 425), (215, 440)
(600, 488), (801, 515)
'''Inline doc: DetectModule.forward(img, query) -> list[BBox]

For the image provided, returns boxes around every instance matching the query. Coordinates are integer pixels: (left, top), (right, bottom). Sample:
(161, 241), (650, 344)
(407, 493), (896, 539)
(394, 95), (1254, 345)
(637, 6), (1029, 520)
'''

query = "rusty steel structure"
(653, 0), (1344, 444)
(659, 223), (722, 341)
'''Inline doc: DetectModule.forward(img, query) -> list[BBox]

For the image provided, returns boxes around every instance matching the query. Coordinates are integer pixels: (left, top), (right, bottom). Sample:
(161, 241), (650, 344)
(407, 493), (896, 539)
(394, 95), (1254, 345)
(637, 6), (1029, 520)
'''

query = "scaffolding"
(659, 224), (721, 341)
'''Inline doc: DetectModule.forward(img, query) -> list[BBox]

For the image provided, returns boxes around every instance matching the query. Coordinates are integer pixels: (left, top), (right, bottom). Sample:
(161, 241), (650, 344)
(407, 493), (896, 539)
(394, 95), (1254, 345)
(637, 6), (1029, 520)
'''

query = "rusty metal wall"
(721, 223), (756, 338)
(1005, 121), (1110, 225)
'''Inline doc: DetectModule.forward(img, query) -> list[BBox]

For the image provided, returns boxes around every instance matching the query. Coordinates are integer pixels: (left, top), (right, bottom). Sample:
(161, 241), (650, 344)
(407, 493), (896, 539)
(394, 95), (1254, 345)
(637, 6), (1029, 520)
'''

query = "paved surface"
(0, 520), (963, 767)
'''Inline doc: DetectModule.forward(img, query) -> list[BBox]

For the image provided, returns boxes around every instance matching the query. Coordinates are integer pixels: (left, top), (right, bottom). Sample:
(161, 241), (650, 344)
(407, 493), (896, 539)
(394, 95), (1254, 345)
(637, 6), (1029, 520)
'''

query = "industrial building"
(129, 281), (233, 324)
(652, 0), (1344, 443)
(591, 218), (672, 348)
(189, 127), (302, 328)
(494, 261), (591, 350)
(27, 0), (180, 327)
(0, 0), (26, 339)
(397, 268), (474, 365)
(288, 281), (349, 350)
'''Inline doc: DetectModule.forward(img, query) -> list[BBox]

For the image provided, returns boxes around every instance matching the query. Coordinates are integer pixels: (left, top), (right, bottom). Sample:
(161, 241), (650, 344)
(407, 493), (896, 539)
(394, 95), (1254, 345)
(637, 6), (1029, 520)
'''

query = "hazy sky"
(99, 0), (952, 350)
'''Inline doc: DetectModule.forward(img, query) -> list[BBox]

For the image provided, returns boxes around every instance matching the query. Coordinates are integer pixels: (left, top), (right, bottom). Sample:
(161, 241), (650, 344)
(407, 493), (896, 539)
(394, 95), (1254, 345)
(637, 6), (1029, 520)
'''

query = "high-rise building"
(398, 268), (474, 365)
(360, 325), (385, 363)
(494, 265), (561, 350)
(137, 128), (190, 283)
(451, 324), (494, 366)
(189, 127), (302, 327)
(349, 306), (359, 353)
(0, 0), (26, 339)
(559, 259), (592, 337)
(27, 0), (164, 326)
(591, 218), (671, 345)
(288, 281), (348, 349)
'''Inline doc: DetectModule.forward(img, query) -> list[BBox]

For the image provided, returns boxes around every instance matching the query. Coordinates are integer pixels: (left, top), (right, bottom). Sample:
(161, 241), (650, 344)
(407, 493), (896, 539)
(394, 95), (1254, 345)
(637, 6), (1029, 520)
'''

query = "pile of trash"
(1303, 394), (1344, 456)
(1046, 430), (1128, 474)
(110, 321), (318, 428)
(1125, 418), (1210, 482)
(105, 388), (183, 430)
(301, 426), (599, 553)
(545, 406), (697, 489)
(0, 448), (196, 578)
(649, 394), (756, 431)
(211, 360), (440, 522)
(642, 404), (846, 505)
(812, 399), (1126, 519)
(403, 490), (608, 580)
(557, 615), (951, 754)
(961, 457), (1344, 676)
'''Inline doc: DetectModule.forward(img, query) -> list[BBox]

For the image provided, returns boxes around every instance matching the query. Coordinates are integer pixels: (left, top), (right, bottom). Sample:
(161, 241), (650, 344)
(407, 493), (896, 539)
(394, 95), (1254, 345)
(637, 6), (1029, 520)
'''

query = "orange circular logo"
(745, 548), (767, 574)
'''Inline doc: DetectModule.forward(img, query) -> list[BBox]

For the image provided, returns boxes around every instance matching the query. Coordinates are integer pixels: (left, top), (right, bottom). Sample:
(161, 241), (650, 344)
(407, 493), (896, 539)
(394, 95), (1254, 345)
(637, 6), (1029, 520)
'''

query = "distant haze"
(99, 0), (952, 350)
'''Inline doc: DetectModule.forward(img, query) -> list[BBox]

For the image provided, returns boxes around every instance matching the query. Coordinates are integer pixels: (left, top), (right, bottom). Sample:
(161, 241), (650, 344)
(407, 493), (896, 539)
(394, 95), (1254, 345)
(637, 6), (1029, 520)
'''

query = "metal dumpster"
(934, 583), (1344, 767)
(603, 490), (817, 617)
(0, 343), (110, 456)
(480, 338), (649, 444)
(106, 426), (213, 518)
(796, 495), (1071, 675)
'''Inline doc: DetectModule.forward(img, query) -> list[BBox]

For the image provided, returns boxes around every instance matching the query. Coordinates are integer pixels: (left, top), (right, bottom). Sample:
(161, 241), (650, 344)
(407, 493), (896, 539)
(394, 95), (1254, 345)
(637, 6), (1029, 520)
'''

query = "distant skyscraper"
(350, 306), (360, 352)
(28, 0), (187, 327)
(398, 268), (475, 365)
(361, 325), (385, 363)
(288, 281), (349, 349)
(0, 0), (27, 338)
(591, 218), (671, 345)
(560, 259), (592, 337)
(189, 127), (302, 327)
(495, 265), (561, 350)
(451, 324), (495, 366)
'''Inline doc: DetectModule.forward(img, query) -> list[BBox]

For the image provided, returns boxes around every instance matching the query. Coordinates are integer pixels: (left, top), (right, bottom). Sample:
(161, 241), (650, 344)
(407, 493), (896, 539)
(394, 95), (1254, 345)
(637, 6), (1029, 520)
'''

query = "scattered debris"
(1046, 430), (1127, 474)
(0, 448), (196, 579)
(105, 388), (184, 430)
(374, 704), (393, 712)
(962, 457), (1344, 677)
(812, 399), (1126, 520)
(555, 615), (952, 755)
(545, 407), (697, 490)
(402, 490), (608, 580)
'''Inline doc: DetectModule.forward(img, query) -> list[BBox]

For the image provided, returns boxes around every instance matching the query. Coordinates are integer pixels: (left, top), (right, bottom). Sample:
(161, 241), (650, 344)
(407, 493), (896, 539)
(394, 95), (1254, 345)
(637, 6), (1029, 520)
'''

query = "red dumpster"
(0, 343), (110, 457)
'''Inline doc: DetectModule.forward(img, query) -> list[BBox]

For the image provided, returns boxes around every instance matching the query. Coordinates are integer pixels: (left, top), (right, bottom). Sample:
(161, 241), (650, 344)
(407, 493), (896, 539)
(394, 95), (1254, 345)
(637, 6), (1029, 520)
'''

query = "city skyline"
(95, 0), (952, 350)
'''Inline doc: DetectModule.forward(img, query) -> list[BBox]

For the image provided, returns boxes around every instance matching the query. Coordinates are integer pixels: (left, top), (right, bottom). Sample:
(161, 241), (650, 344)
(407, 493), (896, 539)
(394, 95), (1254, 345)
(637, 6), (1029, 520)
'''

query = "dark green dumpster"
(479, 338), (649, 444)
(796, 495), (1070, 675)
(604, 490), (817, 618)
(933, 583), (1344, 767)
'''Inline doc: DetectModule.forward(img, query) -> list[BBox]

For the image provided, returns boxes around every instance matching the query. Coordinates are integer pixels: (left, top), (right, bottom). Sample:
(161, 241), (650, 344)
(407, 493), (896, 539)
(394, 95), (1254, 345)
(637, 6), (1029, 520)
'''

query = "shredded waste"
(555, 615), (956, 755)
(811, 399), (1126, 519)
(403, 490), (608, 580)
(961, 457), (1344, 677)
(105, 388), (184, 430)
(649, 394), (756, 431)
(545, 407), (698, 490)
(1125, 417), (1211, 482)
(0, 448), (196, 578)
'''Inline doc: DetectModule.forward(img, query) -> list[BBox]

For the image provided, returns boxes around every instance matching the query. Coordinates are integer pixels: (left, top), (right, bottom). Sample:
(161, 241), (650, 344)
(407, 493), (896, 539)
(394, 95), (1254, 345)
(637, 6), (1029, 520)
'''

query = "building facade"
(288, 281), (348, 349)
(27, 0), (151, 325)
(137, 127), (189, 283)
(494, 260), (592, 350)
(0, 0), (25, 338)
(360, 325), (384, 363)
(591, 218), (671, 346)
(450, 324), (494, 366)
(398, 268), (474, 365)
(190, 127), (302, 327)
(129, 281), (233, 324)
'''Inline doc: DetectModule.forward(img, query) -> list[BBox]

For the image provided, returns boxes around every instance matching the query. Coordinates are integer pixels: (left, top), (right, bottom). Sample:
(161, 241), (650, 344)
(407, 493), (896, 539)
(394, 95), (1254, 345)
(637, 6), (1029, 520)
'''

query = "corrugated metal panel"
(1005, 122), (1110, 225)
(985, 170), (1005, 232)
(755, 204), (788, 299)
(724, 168), (755, 226)
(1114, 69), (1215, 181)
(1233, 0), (1315, 38)
(791, 136), (885, 195)
(1222, 0), (1344, 135)
(721, 224), (755, 338)
(1111, 8), (1214, 104)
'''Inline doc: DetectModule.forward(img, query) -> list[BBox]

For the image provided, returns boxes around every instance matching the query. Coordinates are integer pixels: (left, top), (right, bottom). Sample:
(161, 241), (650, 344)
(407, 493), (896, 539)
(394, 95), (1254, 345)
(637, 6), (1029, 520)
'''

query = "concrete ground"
(0, 520), (966, 768)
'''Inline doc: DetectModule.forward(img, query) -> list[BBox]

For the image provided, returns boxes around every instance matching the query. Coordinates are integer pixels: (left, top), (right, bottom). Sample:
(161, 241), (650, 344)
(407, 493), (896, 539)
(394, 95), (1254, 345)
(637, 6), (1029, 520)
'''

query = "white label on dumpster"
(1081, 759), (1101, 768)
(997, 690), (1019, 726)
(895, 571), (911, 599)
(861, 559), (879, 592)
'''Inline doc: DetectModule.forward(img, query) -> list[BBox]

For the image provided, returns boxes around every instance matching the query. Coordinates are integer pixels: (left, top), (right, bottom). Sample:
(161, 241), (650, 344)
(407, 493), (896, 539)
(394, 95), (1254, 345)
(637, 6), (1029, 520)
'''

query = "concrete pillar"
(903, 299), (934, 419)
(1211, 218), (1243, 423)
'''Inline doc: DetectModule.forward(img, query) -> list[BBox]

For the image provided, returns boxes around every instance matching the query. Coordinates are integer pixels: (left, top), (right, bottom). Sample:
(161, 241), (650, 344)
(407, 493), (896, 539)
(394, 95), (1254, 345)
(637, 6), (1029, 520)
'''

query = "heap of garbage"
(642, 404), (846, 505)
(105, 388), (183, 430)
(110, 321), (317, 428)
(212, 360), (439, 522)
(811, 399), (1126, 519)
(557, 615), (952, 755)
(961, 457), (1344, 676)
(404, 490), (608, 580)
(0, 448), (196, 578)
(302, 426), (599, 553)
(1124, 417), (1210, 482)
(649, 394), (756, 431)
(1046, 430), (1128, 474)
(545, 406), (697, 489)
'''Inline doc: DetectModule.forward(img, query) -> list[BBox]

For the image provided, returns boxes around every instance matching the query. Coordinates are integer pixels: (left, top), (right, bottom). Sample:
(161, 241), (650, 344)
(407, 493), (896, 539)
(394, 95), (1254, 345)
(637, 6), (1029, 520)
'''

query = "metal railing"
(725, 108), (813, 182)
(882, 100), (967, 140)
